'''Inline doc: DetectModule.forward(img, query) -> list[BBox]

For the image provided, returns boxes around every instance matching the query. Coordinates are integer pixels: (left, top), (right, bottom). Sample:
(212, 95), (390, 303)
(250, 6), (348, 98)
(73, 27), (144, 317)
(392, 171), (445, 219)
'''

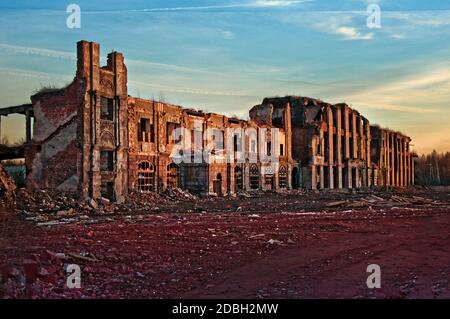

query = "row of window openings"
(317, 114), (365, 157)
(137, 119), (285, 156)
(138, 119), (182, 144)
(326, 113), (365, 133)
(137, 163), (288, 193)
(231, 137), (280, 155)
(233, 168), (289, 190)
(317, 139), (362, 160)
(137, 162), (179, 193)
(234, 166), (292, 191)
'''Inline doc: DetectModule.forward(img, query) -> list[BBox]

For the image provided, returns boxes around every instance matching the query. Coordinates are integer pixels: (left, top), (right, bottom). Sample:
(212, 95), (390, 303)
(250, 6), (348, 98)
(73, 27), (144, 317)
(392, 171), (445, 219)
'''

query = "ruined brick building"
(250, 97), (416, 191)
(11, 41), (416, 202)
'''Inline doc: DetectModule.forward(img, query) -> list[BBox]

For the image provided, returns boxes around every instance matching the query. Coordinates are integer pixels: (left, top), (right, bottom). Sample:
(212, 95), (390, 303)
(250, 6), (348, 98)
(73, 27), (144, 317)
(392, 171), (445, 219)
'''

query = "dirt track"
(1, 188), (449, 299)
(184, 210), (450, 298)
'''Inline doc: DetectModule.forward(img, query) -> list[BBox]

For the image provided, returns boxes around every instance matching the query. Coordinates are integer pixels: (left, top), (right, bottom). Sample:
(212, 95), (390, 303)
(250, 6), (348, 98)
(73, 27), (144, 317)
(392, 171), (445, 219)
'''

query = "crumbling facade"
(250, 97), (374, 190)
(370, 126), (416, 187)
(127, 96), (288, 196)
(24, 41), (416, 202)
(27, 41), (129, 202)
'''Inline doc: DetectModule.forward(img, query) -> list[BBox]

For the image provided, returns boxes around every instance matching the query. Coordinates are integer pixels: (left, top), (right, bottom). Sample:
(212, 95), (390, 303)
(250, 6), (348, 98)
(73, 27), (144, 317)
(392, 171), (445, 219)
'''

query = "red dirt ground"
(1, 190), (449, 299)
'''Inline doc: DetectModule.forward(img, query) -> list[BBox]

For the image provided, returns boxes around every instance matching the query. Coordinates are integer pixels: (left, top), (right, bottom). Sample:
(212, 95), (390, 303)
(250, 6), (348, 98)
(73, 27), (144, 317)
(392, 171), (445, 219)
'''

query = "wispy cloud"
(0, 66), (255, 100)
(350, 102), (438, 114)
(384, 10), (450, 27)
(0, 42), (221, 75)
(0, 42), (290, 80)
(219, 29), (235, 40)
(312, 13), (374, 41)
(334, 26), (373, 40)
(0, 67), (72, 81)
(279, 11), (374, 41)
(339, 66), (450, 114)
(252, 0), (309, 7)
(126, 59), (217, 75)
(128, 0), (311, 12)
(277, 8), (450, 41)
(130, 79), (255, 98)
(0, 43), (75, 60)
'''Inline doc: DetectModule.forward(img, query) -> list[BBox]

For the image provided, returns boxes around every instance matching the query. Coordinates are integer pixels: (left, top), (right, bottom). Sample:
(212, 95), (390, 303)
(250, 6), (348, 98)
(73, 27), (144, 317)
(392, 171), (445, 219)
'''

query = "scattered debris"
(1, 187), (449, 299)
(267, 239), (283, 245)
(323, 193), (448, 209)
(65, 252), (99, 263)
(7, 187), (450, 228)
(163, 187), (198, 201)
(88, 198), (98, 209)
(236, 191), (252, 198)
(326, 201), (347, 208)
(13, 188), (200, 226)
(249, 234), (266, 239)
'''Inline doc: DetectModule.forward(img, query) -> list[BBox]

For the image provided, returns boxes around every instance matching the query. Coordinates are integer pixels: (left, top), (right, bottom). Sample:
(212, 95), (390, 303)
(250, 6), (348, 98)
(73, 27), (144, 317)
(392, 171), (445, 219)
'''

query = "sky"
(0, 0), (449, 154)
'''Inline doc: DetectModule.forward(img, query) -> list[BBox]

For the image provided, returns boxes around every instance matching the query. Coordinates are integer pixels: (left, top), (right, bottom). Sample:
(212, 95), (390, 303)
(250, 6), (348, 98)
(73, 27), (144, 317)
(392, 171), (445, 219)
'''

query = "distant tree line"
(415, 151), (450, 186)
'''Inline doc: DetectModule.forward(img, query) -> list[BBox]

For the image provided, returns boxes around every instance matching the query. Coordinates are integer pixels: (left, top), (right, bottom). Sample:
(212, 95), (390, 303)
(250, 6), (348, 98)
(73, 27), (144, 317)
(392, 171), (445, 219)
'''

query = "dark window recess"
(267, 142), (272, 156)
(280, 144), (284, 156)
(272, 116), (283, 127)
(349, 116), (355, 158)
(101, 182), (115, 201)
(250, 164), (259, 190)
(324, 133), (329, 161)
(213, 173), (223, 196)
(279, 166), (287, 188)
(167, 163), (180, 188)
(233, 134), (242, 153)
(235, 166), (243, 191)
(138, 118), (154, 143)
(339, 112), (347, 160)
(166, 122), (181, 144)
(100, 97), (114, 121)
(100, 151), (114, 171)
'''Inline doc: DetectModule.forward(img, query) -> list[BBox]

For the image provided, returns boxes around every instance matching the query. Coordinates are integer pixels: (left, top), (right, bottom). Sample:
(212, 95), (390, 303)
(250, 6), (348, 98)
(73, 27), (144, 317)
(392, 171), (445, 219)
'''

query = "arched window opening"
(279, 166), (287, 189)
(137, 161), (155, 193)
(250, 164), (259, 190)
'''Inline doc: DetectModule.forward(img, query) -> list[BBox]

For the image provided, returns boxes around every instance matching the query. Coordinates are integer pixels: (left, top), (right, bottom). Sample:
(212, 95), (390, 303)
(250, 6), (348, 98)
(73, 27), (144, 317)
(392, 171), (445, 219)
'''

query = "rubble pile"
(0, 163), (16, 206)
(276, 188), (307, 196)
(16, 189), (96, 225)
(116, 191), (169, 214)
(13, 187), (201, 225)
(163, 187), (198, 201)
(16, 189), (85, 213)
(236, 191), (252, 198)
(9, 184), (448, 227)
